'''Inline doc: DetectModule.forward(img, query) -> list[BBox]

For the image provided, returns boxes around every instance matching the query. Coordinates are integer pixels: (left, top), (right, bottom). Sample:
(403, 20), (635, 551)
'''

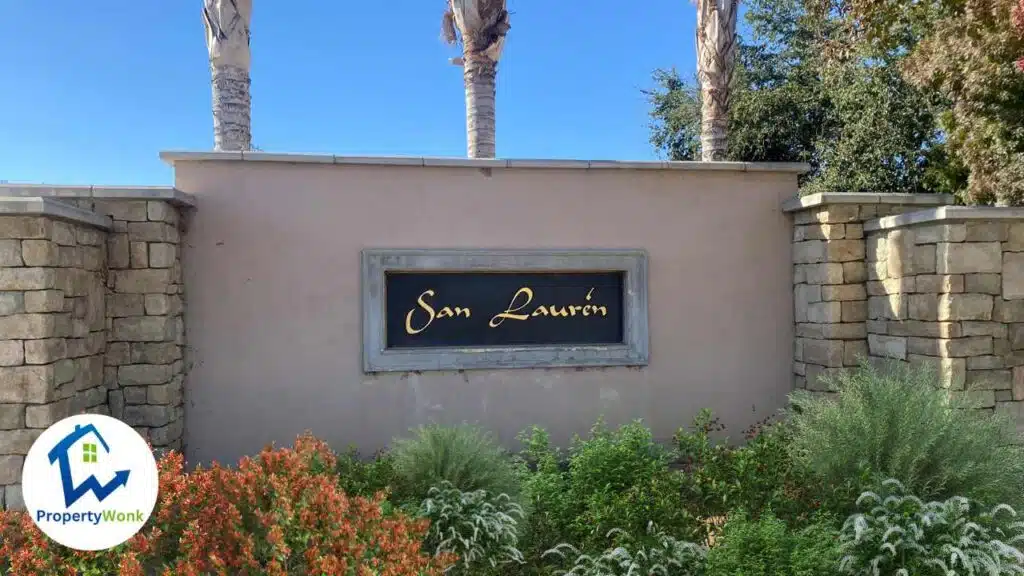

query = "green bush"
(334, 446), (398, 498)
(704, 511), (842, 576)
(514, 425), (574, 571)
(418, 481), (526, 574)
(675, 410), (808, 525)
(390, 424), (520, 505)
(515, 420), (698, 554)
(839, 479), (1024, 575)
(566, 419), (693, 543)
(788, 360), (1024, 510)
(543, 522), (706, 576)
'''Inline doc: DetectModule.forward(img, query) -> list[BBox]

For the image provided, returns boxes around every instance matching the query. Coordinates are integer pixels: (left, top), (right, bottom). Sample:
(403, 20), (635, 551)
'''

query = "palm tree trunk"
(696, 0), (739, 161)
(203, 0), (252, 152)
(463, 45), (497, 159)
(443, 0), (508, 159)
(210, 65), (251, 152)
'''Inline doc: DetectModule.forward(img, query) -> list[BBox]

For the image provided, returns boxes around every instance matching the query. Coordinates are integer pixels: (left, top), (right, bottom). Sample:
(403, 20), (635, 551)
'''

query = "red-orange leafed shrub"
(0, 433), (454, 576)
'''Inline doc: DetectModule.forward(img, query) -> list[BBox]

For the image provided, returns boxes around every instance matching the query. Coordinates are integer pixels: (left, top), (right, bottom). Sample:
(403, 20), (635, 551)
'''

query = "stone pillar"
(785, 193), (953, 393)
(792, 203), (868, 390)
(0, 188), (192, 511)
(98, 200), (186, 452)
(0, 210), (110, 510)
(864, 208), (1024, 431)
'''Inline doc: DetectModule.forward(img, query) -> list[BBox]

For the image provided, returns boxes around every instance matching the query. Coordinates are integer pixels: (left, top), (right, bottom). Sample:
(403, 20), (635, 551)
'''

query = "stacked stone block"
(96, 200), (185, 452)
(0, 188), (191, 511)
(865, 213), (1024, 431)
(789, 195), (952, 391)
(0, 215), (109, 509)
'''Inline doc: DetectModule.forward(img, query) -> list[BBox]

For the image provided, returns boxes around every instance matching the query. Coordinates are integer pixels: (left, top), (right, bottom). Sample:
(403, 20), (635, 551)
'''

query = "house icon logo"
(48, 423), (131, 508)
(21, 414), (159, 551)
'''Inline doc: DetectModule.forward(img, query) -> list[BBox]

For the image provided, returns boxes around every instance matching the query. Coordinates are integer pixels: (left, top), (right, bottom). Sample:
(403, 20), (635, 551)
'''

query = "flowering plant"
(418, 481), (525, 573)
(543, 522), (706, 576)
(0, 433), (453, 576)
(839, 478), (1024, 576)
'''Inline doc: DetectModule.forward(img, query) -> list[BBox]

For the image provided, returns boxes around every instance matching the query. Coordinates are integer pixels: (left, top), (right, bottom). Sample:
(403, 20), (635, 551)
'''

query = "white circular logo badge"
(21, 414), (159, 551)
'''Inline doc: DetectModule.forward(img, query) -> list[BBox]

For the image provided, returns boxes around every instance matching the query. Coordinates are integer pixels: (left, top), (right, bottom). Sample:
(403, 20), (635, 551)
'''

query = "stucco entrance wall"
(165, 153), (804, 467)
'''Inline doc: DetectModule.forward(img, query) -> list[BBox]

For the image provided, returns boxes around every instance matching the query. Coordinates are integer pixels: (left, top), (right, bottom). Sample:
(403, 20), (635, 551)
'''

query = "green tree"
(648, 0), (951, 194)
(850, 0), (1024, 204)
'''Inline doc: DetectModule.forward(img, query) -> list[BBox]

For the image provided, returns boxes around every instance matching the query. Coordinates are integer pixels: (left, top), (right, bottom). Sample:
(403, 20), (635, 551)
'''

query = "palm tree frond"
(442, 8), (459, 45)
(445, 0), (510, 56)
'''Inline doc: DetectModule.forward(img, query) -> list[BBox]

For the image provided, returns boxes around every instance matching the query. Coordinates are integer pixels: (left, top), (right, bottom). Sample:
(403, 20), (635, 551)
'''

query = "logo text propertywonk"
(35, 509), (146, 526)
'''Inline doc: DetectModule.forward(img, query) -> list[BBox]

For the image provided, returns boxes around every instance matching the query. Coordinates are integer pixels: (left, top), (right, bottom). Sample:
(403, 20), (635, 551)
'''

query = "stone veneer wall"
(0, 189), (192, 510)
(864, 207), (1024, 432)
(0, 210), (109, 510)
(786, 194), (955, 391)
(95, 200), (186, 451)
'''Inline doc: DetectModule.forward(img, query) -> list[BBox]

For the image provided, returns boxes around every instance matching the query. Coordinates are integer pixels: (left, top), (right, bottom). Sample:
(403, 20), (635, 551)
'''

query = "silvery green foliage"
(543, 522), (707, 576)
(789, 361), (1024, 509)
(392, 424), (519, 501)
(839, 478), (1024, 575)
(419, 481), (525, 573)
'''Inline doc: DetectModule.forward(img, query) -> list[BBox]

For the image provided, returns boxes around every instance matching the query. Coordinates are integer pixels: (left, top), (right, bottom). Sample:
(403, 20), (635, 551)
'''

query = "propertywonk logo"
(21, 414), (159, 551)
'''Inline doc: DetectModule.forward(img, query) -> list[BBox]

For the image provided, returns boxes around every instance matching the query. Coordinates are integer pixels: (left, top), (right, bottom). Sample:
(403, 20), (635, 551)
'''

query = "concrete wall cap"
(0, 196), (112, 229)
(782, 192), (955, 212)
(0, 184), (195, 207)
(158, 150), (811, 174)
(864, 206), (1024, 232)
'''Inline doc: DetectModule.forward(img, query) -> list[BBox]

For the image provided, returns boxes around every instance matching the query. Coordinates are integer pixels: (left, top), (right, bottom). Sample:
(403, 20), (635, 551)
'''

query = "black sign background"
(385, 272), (625, 348)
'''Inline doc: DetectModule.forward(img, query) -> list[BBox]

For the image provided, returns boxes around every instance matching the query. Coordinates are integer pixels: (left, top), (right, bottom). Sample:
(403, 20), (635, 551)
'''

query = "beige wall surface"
(174, 160), (797, 465)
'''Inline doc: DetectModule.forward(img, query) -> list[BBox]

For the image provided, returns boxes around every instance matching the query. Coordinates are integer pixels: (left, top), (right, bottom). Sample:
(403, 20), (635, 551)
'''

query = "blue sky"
(0, 1), (700, 186)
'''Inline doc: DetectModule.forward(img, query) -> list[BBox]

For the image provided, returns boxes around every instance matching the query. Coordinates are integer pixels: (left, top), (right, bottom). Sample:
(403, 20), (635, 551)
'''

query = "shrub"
(517, 419), (697, 552)
(335, 445), (398, 498)
(565, 419), (693, 545)
(513, 425), (576, 573)
(839, 478), (1024, 575)
(418, 481), (525, 574)
(0, 434), (453, 576)
(675, 410), (809, 526)
(390, 424), (519, 505)
(543, 522), (706, 576)
(704, 510), (842, 576)
(788, 360), (1024, 509)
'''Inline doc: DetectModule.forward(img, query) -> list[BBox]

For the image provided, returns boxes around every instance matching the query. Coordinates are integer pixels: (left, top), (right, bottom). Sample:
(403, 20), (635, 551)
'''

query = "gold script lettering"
(406, 291), (471, 335)
(490, 287), (533, 327)
(547, 306), (570, 317)
(405, 290), (436, 335)
(505, 287), (608, 320)
(436, 306), (471, 319)
(585, 288), (607, 316)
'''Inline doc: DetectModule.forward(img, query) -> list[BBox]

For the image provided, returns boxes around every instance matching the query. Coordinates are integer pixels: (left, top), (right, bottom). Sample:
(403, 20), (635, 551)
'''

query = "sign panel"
(361, 248), (648, 372)
(385, 272), (625, 348)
